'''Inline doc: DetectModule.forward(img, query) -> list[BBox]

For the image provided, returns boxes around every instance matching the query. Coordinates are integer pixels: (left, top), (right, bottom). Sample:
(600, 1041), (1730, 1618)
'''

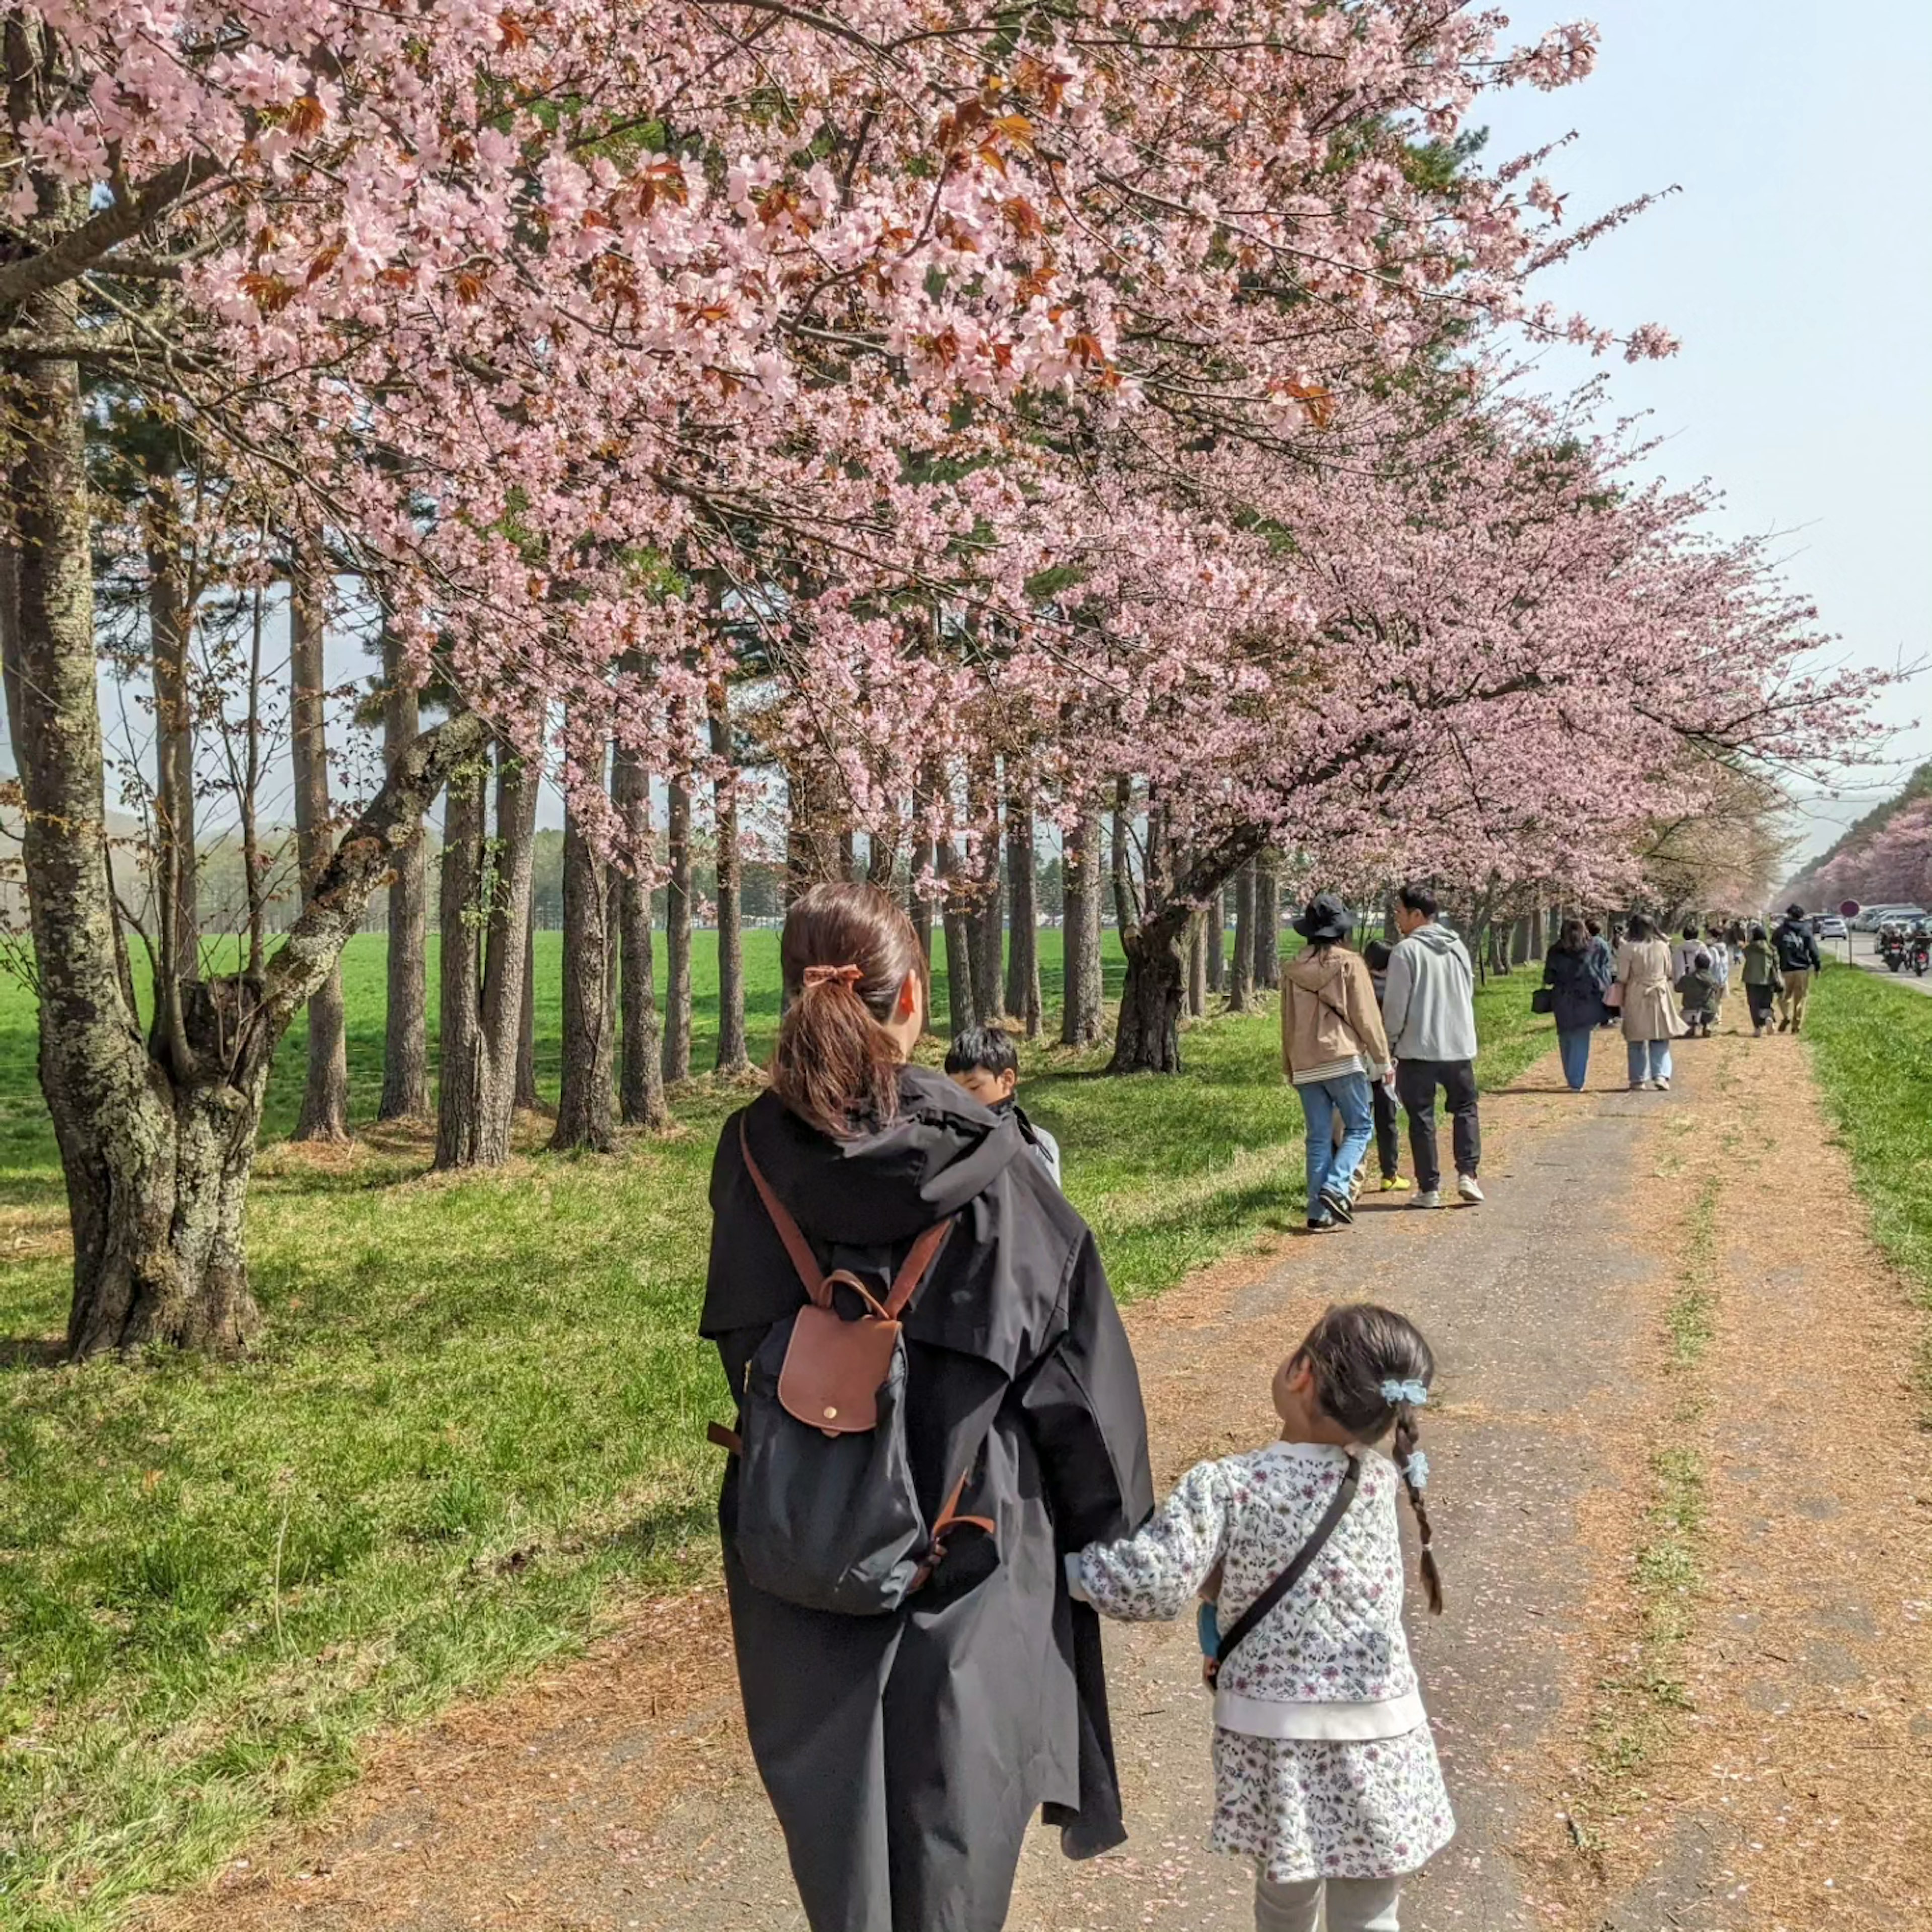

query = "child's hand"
(1196, 1599), (1221, 1687)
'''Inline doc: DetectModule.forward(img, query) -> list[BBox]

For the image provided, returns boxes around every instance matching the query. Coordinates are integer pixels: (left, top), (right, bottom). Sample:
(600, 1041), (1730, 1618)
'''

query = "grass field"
(1803, 965), (1932, 1364)
(0, 929), (1546, 1930)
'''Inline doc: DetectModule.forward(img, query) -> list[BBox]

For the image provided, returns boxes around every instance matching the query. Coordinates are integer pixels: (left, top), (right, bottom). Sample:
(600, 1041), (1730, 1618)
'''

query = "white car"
(1813, 915), (1848, 940)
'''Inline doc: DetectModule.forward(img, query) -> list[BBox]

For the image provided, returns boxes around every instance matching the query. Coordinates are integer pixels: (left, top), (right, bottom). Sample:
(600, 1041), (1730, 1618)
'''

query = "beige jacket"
(1616, 938), (1687, 1043)
(1281, 945), (1391, 1083)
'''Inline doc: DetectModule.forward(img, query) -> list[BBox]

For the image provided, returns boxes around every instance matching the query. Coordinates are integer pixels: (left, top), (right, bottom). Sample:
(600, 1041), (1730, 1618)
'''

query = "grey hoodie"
(1382, 921), (1480, 1063)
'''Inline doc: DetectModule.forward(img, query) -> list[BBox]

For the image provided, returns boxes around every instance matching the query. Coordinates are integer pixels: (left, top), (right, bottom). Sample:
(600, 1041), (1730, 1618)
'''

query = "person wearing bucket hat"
(1281, 893), (1390, 1233)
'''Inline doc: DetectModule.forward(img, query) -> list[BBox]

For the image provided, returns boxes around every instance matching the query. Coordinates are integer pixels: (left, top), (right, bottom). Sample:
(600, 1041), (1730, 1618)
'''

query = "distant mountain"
(1782, 760), (1932, 905)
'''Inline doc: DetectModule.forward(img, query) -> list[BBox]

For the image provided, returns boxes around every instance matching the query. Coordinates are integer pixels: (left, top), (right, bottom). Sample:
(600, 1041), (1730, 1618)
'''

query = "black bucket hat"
(1292, 891), (1355, 943)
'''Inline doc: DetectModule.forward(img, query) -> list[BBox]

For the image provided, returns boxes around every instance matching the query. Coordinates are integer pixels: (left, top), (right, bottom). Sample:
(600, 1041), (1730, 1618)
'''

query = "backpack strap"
(1207, 1452), (1361, 1688)
(909, 1465), (997, 1592)
(738, 1115), (954, 1317)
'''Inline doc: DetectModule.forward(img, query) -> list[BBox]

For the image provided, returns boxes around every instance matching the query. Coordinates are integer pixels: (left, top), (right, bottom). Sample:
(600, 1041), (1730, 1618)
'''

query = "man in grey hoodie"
(1382, 883), (1483, 1208)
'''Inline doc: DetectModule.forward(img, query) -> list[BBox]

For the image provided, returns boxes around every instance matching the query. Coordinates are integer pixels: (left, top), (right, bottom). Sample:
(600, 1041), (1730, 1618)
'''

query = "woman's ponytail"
(769, 883), (924, 1140)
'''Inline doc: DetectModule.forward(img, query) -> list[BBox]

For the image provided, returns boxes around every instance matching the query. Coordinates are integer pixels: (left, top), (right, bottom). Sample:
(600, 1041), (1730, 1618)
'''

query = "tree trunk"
(938, 835), (977, 1034)
(1, 299), (481, 1354)
(434, 738), (539, 1169)
(240, 588), (268, 976)
(1109, 911), (1189, 1073)
(514, 907), (541, 1110)
(866, 819), (900, 891)
(1187, 907), (1209, 1017)
(612, 722), (669, 1130)
(711, 690), (750, 1075)
(1061, 808), (1105, 1046)
(146, 490), (198, 1034)
(377, 624), (429, 1119)
(1004, 789), (1042, 1037)
(1110, 776), (1138, 937)
(551, 763), (616, 1153)
(289, 552), (350, 1142)
(1251, 851), (1280, 990)
(662, 765), (693, 1083)
(967, 761), (1003, 1022)
(1228, 860), (1255, 1012)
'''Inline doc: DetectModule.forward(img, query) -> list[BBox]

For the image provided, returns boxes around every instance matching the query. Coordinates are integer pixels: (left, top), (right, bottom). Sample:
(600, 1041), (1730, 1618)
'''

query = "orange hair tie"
(801, 963), (864, 991)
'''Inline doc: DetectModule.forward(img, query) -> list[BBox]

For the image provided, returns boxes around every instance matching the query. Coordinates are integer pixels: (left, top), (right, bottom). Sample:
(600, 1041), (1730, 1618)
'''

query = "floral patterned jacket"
(1076, 1441), (1419, 1721)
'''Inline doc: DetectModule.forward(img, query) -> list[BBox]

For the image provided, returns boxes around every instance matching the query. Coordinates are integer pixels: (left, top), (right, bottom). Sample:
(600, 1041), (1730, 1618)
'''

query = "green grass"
(0, 931), (1546, 1930)
(1803, 965), (1932, 1334)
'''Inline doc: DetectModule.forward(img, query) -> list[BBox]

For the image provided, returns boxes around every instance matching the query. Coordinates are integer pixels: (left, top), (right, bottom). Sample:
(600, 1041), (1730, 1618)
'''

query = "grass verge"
(0, 932), (1543, 1930)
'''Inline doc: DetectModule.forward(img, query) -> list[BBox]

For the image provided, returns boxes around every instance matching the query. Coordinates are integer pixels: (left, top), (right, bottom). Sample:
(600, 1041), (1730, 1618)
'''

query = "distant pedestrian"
(944, 1023), (1062, 1187)
(1541, 918), (1614, 1091)
(1672, 923), (1704, 982)
(1584, 919), (1617, 1027)
(1360, 940), (1410, 1192)
(1070, 1303), (1452, 1932)
(1280, 894), (1390, 1232)
(1675, 950), (1722, 1038)
(1383, 884), (1483, 1209)
(1701, 926), (1732, 1025)
(1615, 913), (1685, 1090)
(1740, 923), (1782, 1037)
(1772, 903), (1821, 1032)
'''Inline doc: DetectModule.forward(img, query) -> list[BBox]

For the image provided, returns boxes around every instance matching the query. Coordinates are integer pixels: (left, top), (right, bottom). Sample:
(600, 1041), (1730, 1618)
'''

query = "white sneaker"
(1410, 1189), (1443, 1210)
(1654, 1077), (1670, 1092)
(1457, 1173), (1485, 1204)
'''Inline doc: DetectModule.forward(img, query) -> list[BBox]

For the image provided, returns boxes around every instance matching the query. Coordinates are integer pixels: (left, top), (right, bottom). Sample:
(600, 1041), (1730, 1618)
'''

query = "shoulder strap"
(1212, 1453), (1361, 1682)
(738, 1115), (953, 1318)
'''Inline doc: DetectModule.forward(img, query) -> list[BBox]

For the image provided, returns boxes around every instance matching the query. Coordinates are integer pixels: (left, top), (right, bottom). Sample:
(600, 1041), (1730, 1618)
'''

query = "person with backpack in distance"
(1382, 884), (1483, 1208)
(1540, 917), (1614, 1091)
(1675, 949), (1723, 1039)
(1740, 922), (1783, 1037)
(944, 1023), (1062, 1187)
(1068, 1304), (1453, 1932)
(1772, 903), (1822, 1033)
(700, 882), (1154, 1932)
(1280, 894), (1391, 1231)
(1360, 940), (1410, 1192)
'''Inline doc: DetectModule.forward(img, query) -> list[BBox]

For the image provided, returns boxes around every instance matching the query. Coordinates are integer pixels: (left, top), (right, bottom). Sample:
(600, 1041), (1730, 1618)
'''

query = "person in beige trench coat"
(1614, 914), (1686, 1091)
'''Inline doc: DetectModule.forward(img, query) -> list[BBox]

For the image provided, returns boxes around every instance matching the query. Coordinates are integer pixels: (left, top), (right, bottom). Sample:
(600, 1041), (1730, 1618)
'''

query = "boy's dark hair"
(1626, 913), (1653, 941)
(1749, 922), (1767, 942)
(1363, 939), (1393, 972)
(1682, 923), (1698, 940)
(1396, 882), (1437, 919)
(1693, 950), (1711, 971)
(1585, 917), (1602, 936)
(944, 1024), (1018, 1079)
(1294, 1303), (1442, 1614)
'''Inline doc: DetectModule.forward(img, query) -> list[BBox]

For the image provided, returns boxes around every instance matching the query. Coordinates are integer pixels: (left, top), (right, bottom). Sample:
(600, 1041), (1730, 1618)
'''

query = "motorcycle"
(1882, 930), (1908, 971)
(1914, 937), (1931, 978)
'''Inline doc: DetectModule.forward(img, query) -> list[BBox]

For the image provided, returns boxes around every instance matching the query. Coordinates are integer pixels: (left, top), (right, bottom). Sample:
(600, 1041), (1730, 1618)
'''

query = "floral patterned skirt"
(1210, 1723), (1455, 1883)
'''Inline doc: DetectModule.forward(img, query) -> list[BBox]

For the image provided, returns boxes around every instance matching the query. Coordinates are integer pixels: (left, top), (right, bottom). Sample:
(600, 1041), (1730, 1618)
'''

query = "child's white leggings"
(1254, 1873), (1403, 1932)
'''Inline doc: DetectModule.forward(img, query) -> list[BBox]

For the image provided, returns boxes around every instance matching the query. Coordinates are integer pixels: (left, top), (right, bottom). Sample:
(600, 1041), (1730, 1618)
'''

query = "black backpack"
(710, 1120), (993, 1616)
(1774, 925), (1813, 972)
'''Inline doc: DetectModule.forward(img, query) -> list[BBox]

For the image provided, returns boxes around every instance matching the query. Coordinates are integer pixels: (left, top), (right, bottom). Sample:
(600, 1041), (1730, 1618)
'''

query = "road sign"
(1839, 899), (1861, 918)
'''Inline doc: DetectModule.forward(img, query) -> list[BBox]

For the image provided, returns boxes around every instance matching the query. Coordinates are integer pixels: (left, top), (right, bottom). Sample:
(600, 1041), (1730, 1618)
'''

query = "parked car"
(1813, 914), (1849, 940)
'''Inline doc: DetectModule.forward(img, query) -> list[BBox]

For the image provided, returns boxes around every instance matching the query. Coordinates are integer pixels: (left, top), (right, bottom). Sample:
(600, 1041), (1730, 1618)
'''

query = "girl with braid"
(1069, 1305), (1451, 1932)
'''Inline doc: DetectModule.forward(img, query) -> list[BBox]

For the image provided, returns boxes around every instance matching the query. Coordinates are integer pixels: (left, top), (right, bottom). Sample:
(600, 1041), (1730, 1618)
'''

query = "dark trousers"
(1394, 1058), (1480, 1193)
(1371, 1079), (1402, 1180)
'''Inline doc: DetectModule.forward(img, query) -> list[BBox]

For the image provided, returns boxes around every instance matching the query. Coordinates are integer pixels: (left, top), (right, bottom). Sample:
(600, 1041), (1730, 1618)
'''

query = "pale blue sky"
(1477, 0), (1932, 855)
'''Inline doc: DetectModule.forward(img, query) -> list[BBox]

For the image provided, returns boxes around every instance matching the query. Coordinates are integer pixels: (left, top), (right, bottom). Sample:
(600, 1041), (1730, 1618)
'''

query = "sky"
(6, 2), (1928, 860)
(1473, 0), (1932, 857)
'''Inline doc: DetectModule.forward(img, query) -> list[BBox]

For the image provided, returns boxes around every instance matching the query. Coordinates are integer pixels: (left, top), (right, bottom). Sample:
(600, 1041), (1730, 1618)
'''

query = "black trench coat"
(701, 1067), (1154, 1932)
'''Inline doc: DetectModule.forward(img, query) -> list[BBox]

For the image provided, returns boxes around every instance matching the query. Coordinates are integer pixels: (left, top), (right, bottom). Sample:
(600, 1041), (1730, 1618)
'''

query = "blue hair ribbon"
(1380, 1378), (1428, 1407)
(1403, 1450), (1429, 1492)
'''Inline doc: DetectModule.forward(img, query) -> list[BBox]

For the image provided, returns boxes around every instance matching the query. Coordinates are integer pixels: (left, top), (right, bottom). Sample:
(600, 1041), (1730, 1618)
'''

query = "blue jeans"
(1557, 1026), (1593, 1091)
(1300, 1072), (1373, 1219)
(1626, 1038), (1673, 1085)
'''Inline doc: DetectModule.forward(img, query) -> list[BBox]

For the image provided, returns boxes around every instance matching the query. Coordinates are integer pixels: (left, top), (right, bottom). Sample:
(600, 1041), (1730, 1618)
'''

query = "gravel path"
(146, 1021), (1930, 1932)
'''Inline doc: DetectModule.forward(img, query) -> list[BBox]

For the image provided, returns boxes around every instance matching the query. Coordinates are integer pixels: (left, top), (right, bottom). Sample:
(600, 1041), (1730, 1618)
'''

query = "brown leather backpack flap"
(779, 1300), (901, 1436)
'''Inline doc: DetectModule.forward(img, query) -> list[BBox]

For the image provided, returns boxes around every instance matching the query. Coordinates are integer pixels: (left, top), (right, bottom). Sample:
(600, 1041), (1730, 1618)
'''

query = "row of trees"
(2, 0), (1878, 1356)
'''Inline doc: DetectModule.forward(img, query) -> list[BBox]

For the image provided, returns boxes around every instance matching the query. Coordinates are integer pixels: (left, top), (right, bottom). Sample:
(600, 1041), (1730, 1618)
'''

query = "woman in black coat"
(1543, 916), (1614, 1091)
(701, 882), (1154, 1932)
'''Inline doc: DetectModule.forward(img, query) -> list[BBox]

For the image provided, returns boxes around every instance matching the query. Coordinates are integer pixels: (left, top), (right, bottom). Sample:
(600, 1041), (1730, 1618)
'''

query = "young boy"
(945, 1025), (1062, 1187)
(1359, 940), (1409, 1192)
(1676, 949), (1723, 1038)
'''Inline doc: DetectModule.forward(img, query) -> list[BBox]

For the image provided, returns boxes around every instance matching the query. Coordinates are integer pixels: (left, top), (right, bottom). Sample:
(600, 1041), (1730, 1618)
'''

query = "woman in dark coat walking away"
(701, 882), (1155, 1932)
(1542, 918), (1614, 1091)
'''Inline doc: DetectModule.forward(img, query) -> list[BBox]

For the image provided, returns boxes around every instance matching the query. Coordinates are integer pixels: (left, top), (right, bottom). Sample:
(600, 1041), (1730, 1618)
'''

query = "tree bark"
(1109, 910), (1189, 1073)
(612, 723), (669, 1130)
(937, 834), (977, 1034)
(1187, 906), (1209, 1018)
(514, 907), (541, 1110)
(1228, 861), (1255, 1011)
(662, 763), (693, 1083)
(1251, 850), (1280, 990)
(551, 760), (616, 1153)
(288, 551), (350, 1142)
(377, 624), (429, 1119)
(711, 692), (750, 1076)
(146, 487), (198, 1040)
(434, 738), (539, 1169)
(240, 588), (268, 976)
(967, 759), (1004, 1023)
(1110, 776), (1138, 937)
(2, 311), (480, 1352)
(1060, 808), (1105, 1046)
(1004, 788), (1042, 1037)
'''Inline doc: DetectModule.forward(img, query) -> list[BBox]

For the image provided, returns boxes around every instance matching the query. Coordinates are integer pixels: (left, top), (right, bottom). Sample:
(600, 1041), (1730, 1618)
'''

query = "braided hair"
(1295, 1303), (1443, 1614)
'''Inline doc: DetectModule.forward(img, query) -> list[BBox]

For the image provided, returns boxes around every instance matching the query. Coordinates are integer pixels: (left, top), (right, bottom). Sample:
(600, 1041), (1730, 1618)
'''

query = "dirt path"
(145, 1025), (1931, 1932)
